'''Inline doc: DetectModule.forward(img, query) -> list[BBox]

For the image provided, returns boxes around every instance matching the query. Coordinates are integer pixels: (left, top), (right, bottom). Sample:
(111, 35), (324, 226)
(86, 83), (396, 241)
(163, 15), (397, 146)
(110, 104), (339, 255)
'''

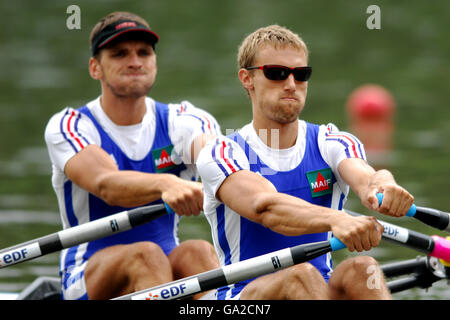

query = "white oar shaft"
(0, 204), (167, 268)
(130, 247), (294, 301)
(0, 243), (42, 267)
(114, 239), (339, 300)
(224, 247), (294, 284)
(58, 210), (132, 248)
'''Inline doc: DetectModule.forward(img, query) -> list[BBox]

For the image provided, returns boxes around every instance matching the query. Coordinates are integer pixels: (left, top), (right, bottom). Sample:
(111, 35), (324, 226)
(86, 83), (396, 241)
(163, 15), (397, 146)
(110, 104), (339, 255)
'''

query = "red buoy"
(346, 84), (396, 166)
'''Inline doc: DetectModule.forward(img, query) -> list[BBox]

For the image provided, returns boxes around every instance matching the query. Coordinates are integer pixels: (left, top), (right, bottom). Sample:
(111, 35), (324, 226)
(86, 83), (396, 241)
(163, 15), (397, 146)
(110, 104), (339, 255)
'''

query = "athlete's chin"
(275, 115), (299, 124)
(111, 84), (153, 99)
(274, 105), (303, 123)
(127, 86), (152, 98)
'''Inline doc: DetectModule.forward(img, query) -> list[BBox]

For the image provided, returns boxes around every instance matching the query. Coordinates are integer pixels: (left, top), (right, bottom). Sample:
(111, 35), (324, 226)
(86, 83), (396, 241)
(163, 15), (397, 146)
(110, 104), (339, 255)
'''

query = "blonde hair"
(237, 25), (309, 69)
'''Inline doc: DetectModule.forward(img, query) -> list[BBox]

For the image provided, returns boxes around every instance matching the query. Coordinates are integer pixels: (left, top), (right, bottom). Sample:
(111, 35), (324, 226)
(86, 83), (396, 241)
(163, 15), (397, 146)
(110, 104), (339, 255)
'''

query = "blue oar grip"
(406, 204), (416, 217)
(330, 237), (346, 251)
(376, 193), (416, 217)
(164, 203), (175, 215)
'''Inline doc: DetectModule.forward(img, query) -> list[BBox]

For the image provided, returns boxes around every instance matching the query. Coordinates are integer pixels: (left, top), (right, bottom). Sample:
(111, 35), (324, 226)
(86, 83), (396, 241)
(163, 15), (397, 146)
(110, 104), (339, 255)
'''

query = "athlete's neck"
(99, 93), (147, 126)
(252, 118), (298, 150)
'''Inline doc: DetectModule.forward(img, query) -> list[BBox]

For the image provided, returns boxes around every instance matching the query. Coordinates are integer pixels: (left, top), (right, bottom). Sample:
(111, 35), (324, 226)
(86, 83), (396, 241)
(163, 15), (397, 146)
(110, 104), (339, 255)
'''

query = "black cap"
(91, 20), (159, 56)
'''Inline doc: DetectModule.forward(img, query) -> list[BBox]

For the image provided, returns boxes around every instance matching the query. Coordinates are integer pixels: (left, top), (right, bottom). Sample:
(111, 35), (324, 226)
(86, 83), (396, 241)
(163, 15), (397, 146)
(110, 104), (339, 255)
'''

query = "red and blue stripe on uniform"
(211, 138), (243, 177)
(325, 124), (366, 160)
(59, 108), (91, 152)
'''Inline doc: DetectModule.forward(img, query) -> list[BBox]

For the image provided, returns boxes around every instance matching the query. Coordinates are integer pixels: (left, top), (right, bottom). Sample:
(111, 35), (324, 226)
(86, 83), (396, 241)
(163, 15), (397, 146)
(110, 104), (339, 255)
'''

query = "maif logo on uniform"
(152, 145), (177, 173)
(306, 168), (333, 198)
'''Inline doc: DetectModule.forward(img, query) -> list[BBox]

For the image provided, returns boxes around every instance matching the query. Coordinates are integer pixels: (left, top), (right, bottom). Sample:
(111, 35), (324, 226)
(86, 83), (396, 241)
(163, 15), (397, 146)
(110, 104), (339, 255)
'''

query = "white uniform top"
(197, 120), (366, 299)
(44, 97), (220, 300)
(199, 120), (366, 209)
(45, 97), (220, 229)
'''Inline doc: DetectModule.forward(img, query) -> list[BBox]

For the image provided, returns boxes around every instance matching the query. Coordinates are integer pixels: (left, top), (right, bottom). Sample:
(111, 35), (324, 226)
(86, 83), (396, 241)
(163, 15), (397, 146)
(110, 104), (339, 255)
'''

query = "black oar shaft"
(128, 205), (167, 227)
(382, 228), (434, 255)
(381, 257), (428, 278)
(387, 276), (425, 293)
(415, 206), (450, 232)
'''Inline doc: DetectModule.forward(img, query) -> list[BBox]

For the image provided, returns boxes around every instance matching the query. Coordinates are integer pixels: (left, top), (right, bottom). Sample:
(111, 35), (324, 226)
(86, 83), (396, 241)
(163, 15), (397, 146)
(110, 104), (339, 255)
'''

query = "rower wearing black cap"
(90, 18), (159, 56)
(44, 11), (221, 300)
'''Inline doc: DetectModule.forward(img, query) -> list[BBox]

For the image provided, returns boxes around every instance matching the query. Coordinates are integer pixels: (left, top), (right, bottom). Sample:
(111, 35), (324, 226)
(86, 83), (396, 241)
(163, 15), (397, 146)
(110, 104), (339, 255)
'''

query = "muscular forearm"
(96, 171), (175, 207)
(337, 158), (376, 199)
(251, 191), (346, 236)
(338, 158), (414, 216)
(64, 145), (203, 214)
(252, 191), (384, 252)
(95, 170), (204, 215)
(218, 171), (344, 236)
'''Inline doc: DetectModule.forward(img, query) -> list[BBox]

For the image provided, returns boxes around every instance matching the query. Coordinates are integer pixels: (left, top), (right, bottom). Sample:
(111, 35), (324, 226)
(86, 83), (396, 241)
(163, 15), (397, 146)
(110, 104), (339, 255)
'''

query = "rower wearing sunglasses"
(196, 25), (414, 300)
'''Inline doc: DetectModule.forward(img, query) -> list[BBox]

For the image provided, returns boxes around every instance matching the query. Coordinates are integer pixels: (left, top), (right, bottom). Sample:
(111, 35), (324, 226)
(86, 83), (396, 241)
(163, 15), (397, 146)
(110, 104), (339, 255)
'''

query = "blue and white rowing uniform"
(197, 120), (366, 300)
(44, 97), (220, 300)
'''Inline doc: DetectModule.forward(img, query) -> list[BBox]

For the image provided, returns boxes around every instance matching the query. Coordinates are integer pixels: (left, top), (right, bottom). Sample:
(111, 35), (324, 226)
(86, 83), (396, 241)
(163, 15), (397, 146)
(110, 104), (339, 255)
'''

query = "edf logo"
(383, 225), (399, 238)
(1, 248), (29, 266)
(147, 283), (187, 300)
(160, 283), (187, 299)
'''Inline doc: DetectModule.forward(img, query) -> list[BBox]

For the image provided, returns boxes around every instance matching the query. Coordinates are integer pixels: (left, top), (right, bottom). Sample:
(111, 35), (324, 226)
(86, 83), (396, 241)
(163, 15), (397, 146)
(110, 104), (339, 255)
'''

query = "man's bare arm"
(338, 158), (414, 217)
(64, 144), (203, 215)
(216, 169), (383, 252)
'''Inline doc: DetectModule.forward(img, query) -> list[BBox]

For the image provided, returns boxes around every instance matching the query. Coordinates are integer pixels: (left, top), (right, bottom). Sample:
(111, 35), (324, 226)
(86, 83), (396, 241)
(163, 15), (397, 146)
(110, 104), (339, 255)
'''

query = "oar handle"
(376, 193), (416, 217)
(329, 237), (346, 251)
(377, 193), (450, 232)
(164, 203), (175, 215)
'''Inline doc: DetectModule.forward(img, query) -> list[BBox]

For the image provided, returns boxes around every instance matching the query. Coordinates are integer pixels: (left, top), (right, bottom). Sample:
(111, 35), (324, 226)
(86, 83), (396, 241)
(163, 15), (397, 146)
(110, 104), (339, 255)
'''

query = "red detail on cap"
(115, 22), (137, 30)
(98, 28), (159, 49)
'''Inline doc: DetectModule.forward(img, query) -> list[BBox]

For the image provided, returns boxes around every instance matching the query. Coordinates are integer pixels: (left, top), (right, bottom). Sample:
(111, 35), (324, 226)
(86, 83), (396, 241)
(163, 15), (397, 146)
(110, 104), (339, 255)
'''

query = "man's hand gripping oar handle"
(344, 204), (450, 263)
(329, 225), (450, 263)
(376, 193), (450, 232)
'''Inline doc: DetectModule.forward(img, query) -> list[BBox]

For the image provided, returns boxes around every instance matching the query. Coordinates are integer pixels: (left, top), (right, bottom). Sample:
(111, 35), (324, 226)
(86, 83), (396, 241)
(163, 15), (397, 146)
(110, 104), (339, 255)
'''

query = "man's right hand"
(329, 213), (384, 252)
(160, 175), (204, 216)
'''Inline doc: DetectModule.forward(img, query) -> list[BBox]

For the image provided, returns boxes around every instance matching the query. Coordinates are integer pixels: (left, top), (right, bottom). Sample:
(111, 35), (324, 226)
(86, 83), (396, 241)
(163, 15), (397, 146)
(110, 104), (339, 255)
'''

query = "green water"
(0, 1), (449, 299)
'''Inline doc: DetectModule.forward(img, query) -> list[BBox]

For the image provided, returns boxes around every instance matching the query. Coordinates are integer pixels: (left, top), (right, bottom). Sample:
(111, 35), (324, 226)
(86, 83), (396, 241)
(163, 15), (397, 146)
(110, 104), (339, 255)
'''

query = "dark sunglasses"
(246, 65), (312, 82)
